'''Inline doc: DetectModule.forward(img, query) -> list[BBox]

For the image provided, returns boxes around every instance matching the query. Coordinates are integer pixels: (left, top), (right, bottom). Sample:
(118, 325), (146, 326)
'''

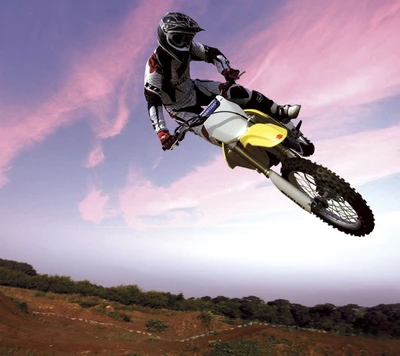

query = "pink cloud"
(313, 124), (400, 186)
(119, 158), (277, 230)
(0, 106), (80, 186)
(84, 141), (105, 168)
(119, 124), (400, 230)
(0, 0), (178, 186)
(79, 186), (111, 224)
(234, 0), (400, 117)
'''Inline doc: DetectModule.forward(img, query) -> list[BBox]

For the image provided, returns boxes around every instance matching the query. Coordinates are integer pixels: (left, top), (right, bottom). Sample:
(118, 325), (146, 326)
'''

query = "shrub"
(0, 258), (37, 276)
(199, 310), (214, 326)
(79, 300), (100, 308)
(121, 313), (131, 322)
(34, 292), (46, 298)
(15, 301), (29, 313)
(207, 340), (263, 356)
(145, 319), (168, 332)
(96, 307), (131, 322)
(140, 291), (169, 309)
(107, 311), (122, 320)
(185, 343), (201, 353)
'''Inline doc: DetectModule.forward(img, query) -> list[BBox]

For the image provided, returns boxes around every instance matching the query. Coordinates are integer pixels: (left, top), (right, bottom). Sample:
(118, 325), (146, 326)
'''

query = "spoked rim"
(288, 171), (362, 230)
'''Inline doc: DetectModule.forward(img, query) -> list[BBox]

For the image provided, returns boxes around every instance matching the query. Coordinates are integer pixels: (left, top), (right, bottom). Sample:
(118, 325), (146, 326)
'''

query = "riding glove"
(222, 68), (241, 81)
(158, 130), (178, 150)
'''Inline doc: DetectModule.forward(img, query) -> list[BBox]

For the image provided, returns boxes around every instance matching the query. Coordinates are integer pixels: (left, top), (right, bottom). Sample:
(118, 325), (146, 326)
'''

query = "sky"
(0, 0), (399, 308)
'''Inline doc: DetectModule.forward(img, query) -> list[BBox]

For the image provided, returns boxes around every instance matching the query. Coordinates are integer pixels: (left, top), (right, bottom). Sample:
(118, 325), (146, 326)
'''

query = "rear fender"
(240, 123), (287, 148)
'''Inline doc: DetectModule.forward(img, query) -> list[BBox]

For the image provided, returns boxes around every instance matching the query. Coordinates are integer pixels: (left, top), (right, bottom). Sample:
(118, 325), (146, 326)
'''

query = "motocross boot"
(244, 91), (301, 124)
(270, 103), (301, 124)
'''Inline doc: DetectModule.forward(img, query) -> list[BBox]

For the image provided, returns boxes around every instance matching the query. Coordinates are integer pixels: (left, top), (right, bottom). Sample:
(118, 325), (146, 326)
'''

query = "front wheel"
(281, 158), (375, 236)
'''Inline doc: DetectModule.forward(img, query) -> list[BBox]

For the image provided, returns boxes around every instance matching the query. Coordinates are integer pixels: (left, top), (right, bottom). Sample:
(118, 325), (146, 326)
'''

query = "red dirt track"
(1, 287), (399, 355)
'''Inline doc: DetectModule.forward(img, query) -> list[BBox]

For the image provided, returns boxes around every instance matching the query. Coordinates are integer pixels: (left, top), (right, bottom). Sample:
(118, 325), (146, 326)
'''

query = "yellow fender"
(244, 108), (269, 119)
(240, 123), (287, 148)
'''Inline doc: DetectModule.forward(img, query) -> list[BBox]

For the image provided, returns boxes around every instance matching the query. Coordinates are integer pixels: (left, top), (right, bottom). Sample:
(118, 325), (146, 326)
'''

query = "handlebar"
(169, 115), (204, 150)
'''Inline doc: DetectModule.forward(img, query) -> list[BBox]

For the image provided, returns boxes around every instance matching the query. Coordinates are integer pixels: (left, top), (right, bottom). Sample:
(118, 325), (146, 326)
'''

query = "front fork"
(229, 144), (312, 213)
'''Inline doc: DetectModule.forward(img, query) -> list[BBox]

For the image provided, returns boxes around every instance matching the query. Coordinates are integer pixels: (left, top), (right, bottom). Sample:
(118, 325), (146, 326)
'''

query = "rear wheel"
(281, 158), (374, 236)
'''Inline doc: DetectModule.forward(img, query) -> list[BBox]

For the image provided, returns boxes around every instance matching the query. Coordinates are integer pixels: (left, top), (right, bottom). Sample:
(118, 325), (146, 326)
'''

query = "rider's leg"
(226, 85), (301, 124)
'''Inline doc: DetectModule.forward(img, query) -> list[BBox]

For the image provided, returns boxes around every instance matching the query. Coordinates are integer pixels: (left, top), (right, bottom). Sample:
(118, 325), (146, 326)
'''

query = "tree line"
(0, 258), (37, 276)
(0, 258), (399, 339)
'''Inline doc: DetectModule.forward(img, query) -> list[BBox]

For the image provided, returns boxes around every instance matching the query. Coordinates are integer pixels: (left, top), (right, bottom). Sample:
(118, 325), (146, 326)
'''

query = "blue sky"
(0, 0), (399, 307)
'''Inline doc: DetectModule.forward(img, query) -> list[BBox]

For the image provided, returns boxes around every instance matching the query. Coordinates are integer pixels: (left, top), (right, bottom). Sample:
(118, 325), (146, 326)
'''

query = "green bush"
(33, 292), (46, 298)
(199, 310), (214, 326)
(96, 307), (131, 322)
(207, 340), (263, 356)
(184, 343), (201, 353)
(145, 319), (168, 332)
(15, 301), (29, 313)
(107, 311), (122, 320)
(0, 258), (37, 276)
(140, 291), (169, 309)
(0, 267), (30, 287)
(222, 318), (239, 325)
(79, 300), (100, 308)
(2, 257), (400, 339)
(121, 313), (131, 322)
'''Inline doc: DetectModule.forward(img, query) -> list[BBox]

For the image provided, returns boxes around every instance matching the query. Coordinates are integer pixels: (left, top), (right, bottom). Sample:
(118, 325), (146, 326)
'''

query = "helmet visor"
(168, 33), (194, 49)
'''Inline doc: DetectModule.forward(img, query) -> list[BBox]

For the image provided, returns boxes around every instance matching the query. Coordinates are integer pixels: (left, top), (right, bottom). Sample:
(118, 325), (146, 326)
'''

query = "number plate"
(199, 98), (220, 117)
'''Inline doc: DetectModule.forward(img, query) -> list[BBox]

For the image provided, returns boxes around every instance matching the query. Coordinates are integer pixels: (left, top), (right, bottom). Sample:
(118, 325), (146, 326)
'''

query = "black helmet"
(158, 12), (204, 62)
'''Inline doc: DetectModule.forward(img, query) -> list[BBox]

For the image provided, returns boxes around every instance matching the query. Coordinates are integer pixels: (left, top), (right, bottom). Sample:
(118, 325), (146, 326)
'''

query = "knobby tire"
(281, 158), (375, 236)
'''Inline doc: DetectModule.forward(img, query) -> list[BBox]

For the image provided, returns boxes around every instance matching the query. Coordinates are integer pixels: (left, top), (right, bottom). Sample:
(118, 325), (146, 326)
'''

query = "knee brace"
(243, 91), (274, 116)
(228, 85), (251, 100)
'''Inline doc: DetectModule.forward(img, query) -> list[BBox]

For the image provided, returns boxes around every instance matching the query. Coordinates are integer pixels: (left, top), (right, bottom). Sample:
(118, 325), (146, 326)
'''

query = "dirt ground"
(0, 286), (399, 356)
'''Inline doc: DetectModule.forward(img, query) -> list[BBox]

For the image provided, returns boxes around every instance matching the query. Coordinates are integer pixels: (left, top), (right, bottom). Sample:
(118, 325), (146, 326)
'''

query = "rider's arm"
(144, 53), (168, 133)
(191, 42), (231, 74)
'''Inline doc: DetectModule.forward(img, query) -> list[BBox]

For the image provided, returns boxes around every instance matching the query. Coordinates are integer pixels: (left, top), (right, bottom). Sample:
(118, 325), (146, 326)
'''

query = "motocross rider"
(144, 12), (301, 150)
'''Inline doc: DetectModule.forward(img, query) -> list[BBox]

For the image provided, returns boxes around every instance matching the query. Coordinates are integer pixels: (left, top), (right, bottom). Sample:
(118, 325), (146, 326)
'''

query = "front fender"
(240, 123), (287, 148)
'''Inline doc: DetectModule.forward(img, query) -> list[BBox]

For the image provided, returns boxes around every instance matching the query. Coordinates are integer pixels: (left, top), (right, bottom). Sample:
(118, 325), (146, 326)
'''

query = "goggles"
(168, 32), (194, 50)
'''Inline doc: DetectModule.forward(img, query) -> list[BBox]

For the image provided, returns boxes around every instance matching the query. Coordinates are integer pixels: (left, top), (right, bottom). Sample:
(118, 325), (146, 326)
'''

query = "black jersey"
(144, 42), (231, 133)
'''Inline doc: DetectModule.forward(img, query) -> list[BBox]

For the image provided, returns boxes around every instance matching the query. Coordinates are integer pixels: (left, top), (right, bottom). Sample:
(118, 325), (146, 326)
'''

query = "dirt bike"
(170, 84), (375, 237)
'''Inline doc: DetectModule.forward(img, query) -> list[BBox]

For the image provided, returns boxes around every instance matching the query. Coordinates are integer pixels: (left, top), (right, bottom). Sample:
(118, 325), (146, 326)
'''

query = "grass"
(78, 300), (100, 308)
(222, 318), (240, 325)
(94, 305), (131, 322)
(207, 340), (264, 356)
(183, 343), (201, 353)
(14, 300), (29, 313)
(145, 319), (168, 332)
(33, 292), (46, 298)
(0, 346), (21, 354)
(0, 347), (35, 355)
(106, 332), (134, 340)
(66, 295), (102, 308)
